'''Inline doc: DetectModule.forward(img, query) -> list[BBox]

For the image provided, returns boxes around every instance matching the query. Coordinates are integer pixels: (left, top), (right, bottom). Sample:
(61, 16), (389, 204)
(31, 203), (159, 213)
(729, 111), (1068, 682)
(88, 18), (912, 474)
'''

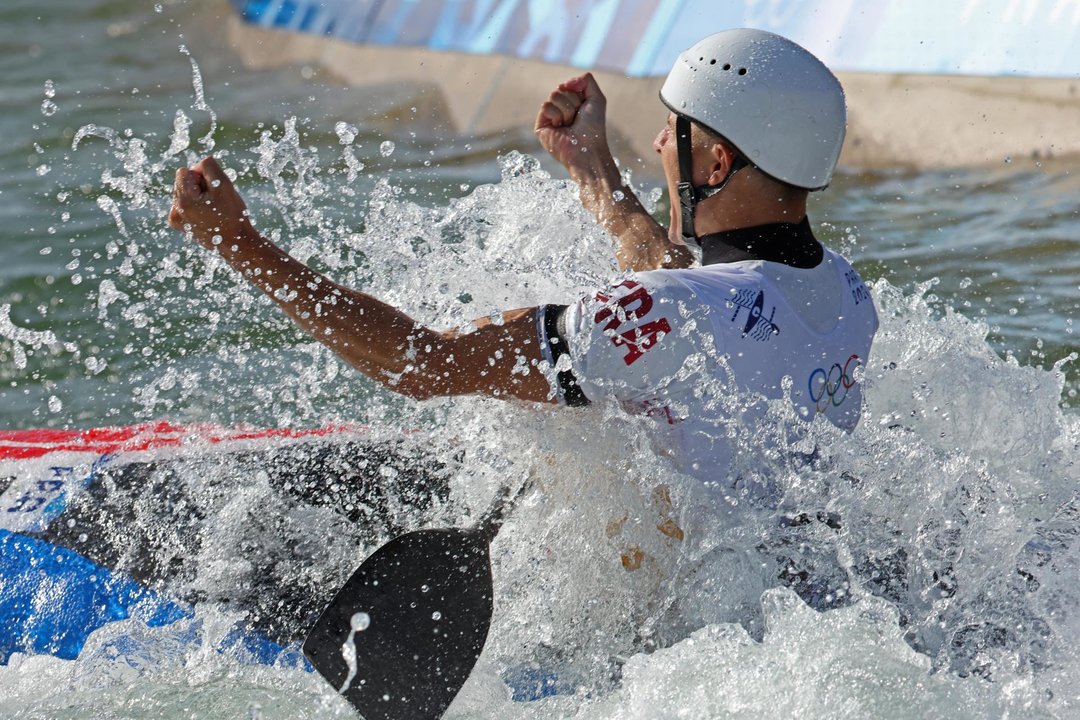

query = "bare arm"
(535, 73), (693, 271)
(168, 158), (554, 404)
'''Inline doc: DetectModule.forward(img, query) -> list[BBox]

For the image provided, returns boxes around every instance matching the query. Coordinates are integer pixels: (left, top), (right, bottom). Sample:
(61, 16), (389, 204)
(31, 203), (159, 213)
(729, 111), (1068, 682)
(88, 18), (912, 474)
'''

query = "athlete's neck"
(698, 217), (823, 269)
(690, 169), (808, 237)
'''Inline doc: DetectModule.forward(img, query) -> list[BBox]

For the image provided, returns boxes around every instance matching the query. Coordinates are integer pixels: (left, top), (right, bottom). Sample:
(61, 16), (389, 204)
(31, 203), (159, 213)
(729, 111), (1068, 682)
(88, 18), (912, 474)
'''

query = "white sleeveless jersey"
(540, 247), (878, 486)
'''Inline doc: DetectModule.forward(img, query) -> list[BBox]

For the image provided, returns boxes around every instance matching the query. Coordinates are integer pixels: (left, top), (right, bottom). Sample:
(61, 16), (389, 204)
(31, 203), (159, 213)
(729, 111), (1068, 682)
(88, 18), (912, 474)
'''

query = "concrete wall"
(226, 17), (1080, 178)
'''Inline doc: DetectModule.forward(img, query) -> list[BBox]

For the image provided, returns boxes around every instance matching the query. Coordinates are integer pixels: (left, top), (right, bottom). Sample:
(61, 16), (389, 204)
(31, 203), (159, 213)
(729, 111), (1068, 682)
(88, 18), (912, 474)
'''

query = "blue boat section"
(0, 528), (186, 664)
(0, 529), (307, 670)
(230, 0), (1080, 78)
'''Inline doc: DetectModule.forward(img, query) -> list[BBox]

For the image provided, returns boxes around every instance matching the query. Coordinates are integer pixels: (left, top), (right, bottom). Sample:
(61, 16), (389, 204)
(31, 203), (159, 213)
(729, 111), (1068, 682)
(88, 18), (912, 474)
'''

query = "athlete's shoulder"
(557, 270), (710, 392)
(637, 264), (771, 322)
(583, 269), (706, 321)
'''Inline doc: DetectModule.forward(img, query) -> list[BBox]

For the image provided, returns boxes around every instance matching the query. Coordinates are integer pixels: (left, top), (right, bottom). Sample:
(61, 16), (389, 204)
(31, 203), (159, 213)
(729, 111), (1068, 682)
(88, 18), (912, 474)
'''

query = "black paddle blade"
(302, 528), (494, 720)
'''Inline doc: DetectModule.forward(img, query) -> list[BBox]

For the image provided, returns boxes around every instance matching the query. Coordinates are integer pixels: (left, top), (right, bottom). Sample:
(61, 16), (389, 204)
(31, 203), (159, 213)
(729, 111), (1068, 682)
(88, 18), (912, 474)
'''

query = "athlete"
(168, 29), (877, 493)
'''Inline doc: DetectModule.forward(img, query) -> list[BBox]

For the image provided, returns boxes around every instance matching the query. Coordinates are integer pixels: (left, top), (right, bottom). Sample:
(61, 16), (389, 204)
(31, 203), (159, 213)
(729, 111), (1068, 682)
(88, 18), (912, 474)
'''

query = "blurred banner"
(232, 0), (1080, 77)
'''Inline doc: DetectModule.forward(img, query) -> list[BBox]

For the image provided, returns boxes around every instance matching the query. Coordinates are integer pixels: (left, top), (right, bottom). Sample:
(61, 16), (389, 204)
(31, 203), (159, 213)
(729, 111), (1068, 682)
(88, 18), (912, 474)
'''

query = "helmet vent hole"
(723, 63), (732, 71)
(738, 67), (748, 75)
(709, 59), (717, 65)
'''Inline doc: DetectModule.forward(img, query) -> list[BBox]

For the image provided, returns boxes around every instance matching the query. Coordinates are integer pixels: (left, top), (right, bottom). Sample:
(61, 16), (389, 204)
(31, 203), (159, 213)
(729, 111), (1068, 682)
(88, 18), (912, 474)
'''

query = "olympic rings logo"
(808, 355), (861, 412)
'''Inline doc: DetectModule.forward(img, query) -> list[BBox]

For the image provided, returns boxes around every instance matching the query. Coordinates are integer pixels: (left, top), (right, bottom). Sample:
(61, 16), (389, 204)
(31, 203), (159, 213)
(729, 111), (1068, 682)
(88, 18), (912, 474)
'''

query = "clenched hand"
(534, 73), (611, 175)
(168, 157), (256, 251)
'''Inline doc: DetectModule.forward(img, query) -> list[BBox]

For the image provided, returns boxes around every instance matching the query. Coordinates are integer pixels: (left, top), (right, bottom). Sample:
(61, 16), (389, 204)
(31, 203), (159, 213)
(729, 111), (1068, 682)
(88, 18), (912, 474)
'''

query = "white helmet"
(660, 28), (846, 190)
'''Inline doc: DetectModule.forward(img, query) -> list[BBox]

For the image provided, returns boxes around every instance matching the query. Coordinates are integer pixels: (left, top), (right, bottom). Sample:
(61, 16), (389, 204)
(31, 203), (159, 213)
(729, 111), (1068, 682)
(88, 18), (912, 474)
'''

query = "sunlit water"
(1, 1), (1078, 719)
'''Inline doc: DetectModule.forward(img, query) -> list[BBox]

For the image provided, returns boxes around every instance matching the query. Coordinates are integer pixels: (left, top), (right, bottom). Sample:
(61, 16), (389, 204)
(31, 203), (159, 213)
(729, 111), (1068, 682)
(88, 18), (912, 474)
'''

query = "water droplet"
(432, 611), (441, 621)
(43, 80), (55, 99)
(40, 100), (57, 117)
(420, 584), (430, 593)
(350, 612), (370, 631)
(380, 140), (395, 157)
(612, 189), (625, 202)
(47, 395), (62, 413)
(335, 121), (357, 145)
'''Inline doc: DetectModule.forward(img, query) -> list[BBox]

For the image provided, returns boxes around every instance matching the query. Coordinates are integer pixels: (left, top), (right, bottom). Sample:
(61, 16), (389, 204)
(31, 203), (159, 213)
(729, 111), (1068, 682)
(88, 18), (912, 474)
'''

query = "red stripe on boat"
(0, 423), (361, 461)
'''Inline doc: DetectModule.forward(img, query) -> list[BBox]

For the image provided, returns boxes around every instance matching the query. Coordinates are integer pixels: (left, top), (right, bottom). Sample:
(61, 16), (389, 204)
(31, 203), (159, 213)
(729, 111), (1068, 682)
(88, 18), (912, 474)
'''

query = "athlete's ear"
(705, 140), (739, 187)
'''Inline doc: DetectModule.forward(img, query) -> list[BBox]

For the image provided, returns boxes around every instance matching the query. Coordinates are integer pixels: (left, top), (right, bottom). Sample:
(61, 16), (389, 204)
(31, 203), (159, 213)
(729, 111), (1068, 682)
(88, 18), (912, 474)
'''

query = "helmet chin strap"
(675, 114), (748, 248)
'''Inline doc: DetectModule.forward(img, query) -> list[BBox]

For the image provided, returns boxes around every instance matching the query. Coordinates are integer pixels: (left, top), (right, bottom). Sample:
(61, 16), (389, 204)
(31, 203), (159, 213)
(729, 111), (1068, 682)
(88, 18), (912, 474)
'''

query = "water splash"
(40, 79), (57, 117)
(180, 45), (217, 153)
(95, 195), (129, 237)
(71, 123), (120, 151)
(163, 109), (193, 163)
(583, 588), (1054, 720)
(335, 122), (365, 182)
(0, 304), (76, 371)
(338, 612), (371, 694)
(96, 279), (130, 321)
